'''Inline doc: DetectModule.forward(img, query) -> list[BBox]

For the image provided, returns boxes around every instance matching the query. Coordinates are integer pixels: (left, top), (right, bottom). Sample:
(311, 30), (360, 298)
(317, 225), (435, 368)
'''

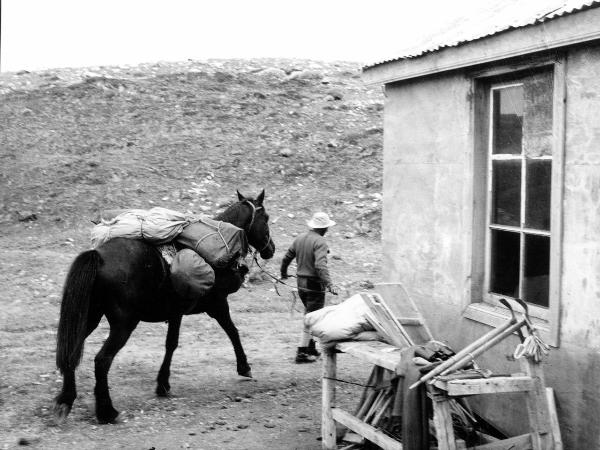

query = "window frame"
(464, 55), (566, 347)
(484, 81), (552, 310)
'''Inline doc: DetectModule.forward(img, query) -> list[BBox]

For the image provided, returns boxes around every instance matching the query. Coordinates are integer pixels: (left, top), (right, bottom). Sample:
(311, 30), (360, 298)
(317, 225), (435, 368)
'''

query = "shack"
(362, 1), (600, 448)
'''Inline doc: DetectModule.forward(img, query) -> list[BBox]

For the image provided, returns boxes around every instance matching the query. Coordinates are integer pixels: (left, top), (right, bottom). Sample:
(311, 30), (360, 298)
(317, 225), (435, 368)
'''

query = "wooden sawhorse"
(322, 341), (403, 450)
(322, 342), (563, 450)
(428, 356), (563, 450)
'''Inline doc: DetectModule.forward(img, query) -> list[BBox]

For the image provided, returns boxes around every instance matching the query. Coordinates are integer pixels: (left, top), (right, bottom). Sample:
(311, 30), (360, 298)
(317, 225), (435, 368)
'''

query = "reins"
(239, 199), (326, 296)
(250, 253), (327, 295)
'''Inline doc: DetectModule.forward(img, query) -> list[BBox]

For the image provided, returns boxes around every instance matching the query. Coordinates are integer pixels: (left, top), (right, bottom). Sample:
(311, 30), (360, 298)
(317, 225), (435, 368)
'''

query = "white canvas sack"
(304, 294), (375, 344)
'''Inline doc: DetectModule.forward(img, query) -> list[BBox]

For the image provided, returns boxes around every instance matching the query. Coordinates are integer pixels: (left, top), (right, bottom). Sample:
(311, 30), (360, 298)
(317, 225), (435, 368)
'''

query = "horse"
(53, 190), (275, 424)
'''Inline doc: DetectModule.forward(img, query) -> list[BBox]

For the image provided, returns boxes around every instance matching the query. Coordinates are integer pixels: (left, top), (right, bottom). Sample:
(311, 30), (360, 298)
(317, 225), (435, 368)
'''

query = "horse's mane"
(214, 200), (248, 224)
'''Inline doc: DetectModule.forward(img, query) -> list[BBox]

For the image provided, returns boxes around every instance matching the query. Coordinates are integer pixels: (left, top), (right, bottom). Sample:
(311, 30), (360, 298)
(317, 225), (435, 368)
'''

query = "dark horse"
(54, 190), (275, 424)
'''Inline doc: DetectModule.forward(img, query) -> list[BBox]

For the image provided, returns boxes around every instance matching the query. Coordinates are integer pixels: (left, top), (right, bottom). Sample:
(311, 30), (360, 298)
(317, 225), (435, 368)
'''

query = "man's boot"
(295, 347), (317, 363)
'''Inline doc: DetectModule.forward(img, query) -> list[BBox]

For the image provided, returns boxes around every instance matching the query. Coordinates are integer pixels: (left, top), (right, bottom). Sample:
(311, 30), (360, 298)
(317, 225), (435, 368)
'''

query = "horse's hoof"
(238, 369), (253, 378)
(156, 383), (171, 397)
(53, 403), (71, 423)
(97, 406), (119, 424)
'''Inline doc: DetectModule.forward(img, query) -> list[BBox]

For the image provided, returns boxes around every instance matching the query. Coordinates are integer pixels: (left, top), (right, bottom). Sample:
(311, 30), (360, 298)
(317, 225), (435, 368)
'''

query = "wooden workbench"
(321, 340), (403, 450)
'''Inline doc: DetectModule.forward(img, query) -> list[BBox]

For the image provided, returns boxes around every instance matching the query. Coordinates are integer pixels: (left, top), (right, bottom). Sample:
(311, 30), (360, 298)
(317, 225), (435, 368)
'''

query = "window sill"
(463, 302), (551, 344)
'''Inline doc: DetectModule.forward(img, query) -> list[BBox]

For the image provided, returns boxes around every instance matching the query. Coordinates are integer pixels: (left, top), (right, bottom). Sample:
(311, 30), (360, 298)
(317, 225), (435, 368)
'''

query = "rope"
(322, 376), (377, 389)
(513, 332), (550, 363)
(251, 255), (327, 294)
(242, 200), (271, 253)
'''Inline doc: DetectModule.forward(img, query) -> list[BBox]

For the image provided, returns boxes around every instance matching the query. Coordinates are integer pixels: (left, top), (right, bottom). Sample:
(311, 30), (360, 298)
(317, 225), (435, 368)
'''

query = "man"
(280, 211), (339, 363)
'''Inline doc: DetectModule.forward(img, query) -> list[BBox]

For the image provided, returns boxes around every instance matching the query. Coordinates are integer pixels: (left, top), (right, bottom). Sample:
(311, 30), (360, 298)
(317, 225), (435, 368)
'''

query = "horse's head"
(238, 189), (276, 259)
(218, 190), (275, 260)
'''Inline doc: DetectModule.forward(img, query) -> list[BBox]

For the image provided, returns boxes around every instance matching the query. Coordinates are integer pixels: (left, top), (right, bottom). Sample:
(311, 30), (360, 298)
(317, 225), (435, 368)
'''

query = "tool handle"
(439, 319), (527, 376)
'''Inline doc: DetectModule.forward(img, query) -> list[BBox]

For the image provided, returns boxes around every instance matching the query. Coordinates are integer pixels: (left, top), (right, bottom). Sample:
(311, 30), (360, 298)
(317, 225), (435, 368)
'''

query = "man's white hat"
(307, 212), (336, 229)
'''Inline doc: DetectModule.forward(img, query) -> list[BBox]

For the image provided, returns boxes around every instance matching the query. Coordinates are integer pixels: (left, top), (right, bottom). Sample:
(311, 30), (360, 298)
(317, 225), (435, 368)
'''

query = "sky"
(0, 0), (555, 72)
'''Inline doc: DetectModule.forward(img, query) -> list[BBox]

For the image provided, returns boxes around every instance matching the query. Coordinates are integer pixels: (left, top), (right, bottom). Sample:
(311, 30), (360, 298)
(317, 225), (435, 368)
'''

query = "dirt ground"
(0, 60), (383, 449)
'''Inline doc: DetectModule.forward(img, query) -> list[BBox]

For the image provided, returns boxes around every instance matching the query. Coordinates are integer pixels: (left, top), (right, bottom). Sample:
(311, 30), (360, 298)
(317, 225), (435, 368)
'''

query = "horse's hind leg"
(156, 314), (182, 397)
(94, 320), (138, 424)
(54, 311), (102, 421)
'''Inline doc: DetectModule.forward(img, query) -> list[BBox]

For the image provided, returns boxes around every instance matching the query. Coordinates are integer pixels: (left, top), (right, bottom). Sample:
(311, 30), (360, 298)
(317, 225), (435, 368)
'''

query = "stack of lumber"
(341, 366), (402, 447)
(361, 285), (434, 348)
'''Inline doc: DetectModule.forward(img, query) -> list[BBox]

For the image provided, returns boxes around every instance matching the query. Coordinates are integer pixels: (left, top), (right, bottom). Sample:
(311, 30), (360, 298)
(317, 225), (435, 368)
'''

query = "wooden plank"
(397, 317), (423, 326)
(440, 376), (534, 396)
(364, 390), (386, 424)
(365, 310), (407, 348)
(472, 433), (533, 450)
(430, 392), (457, 450)
(549, 53), (567, 349)
(375, 282), (434, 341)
(353, 366), (379, 416)
(520, 358), (551, 450)
(546, 387), (563, 450)
(364, 296), (413, 347)
(372, 393), (393, 426)
(331, 408), (403, 450)
(336, 341), (402, 372)
(355, 389), (377, 421)
(322, 348), (337, 450)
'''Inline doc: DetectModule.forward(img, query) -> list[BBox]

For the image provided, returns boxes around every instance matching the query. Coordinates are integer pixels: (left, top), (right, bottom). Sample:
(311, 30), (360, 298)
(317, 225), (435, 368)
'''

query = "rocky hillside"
(0, 59), (383, 246)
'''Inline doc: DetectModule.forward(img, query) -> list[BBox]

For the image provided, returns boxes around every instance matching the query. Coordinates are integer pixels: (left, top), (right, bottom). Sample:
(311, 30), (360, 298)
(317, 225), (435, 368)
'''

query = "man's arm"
(313, 240), (332, 287)
(280, 246), (296, 279)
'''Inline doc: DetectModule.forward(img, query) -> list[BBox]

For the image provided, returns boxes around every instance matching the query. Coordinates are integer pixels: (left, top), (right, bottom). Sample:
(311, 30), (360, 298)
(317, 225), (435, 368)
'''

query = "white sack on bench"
(304, 293), (376, 345)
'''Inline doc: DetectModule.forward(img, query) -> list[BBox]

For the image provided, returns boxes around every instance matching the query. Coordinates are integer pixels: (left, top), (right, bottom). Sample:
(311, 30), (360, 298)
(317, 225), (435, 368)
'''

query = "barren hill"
(0, 59), (383, 240)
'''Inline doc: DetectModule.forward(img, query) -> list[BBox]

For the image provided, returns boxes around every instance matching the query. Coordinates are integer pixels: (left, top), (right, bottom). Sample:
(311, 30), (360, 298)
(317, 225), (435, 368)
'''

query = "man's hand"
(328, 284), (339, 295)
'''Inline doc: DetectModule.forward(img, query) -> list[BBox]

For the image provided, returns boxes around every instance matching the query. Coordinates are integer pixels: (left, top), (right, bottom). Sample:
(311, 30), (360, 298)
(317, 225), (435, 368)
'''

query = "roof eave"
(362, 6), (600, 86)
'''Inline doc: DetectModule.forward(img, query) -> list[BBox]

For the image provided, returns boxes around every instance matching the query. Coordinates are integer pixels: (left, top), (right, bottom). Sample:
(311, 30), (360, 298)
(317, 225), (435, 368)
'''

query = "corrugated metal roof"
(364, 0), (600, 69)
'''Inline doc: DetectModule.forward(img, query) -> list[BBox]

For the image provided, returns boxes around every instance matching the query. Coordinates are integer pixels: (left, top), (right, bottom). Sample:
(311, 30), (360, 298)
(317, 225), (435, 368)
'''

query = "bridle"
(242, 200), (272, 253)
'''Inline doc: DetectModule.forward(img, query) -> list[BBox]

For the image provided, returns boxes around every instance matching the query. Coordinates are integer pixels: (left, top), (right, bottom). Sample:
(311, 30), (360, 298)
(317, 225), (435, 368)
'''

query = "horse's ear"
(237, 190), (246, 201)
(256, 189), (265, 206)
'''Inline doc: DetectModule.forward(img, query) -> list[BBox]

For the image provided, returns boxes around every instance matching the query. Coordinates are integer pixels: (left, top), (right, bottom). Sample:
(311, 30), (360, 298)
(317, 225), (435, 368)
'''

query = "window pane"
(523, 70), (553, 157)
(493, 86), (523, 155)
(490, 230), (520, 297)
(523, 234), (550, 307)
(492, 160), (521, 227)
(526, 159), (552, 230)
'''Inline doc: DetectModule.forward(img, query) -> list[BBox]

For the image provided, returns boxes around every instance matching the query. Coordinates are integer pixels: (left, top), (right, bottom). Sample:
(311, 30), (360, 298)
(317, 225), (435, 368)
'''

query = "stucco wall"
(381, 45), (600, 449)
(382, 74), (472, 342)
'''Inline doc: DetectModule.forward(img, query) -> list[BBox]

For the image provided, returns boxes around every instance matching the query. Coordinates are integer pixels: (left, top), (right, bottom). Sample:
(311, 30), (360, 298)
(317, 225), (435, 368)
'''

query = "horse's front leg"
(156, 314), (182, 397)
(208, 301), (252, 378)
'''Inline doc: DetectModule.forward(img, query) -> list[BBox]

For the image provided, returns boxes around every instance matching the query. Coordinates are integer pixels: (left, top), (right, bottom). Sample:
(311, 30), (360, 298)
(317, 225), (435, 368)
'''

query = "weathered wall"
(382, 73), (472, 343)
(381, 44), (600, 449)
(555, 44), (600, 443)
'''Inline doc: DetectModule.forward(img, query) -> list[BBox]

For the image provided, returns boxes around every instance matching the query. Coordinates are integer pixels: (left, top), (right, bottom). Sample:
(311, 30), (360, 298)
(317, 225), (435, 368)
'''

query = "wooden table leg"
(429, 386), (457, 450)
(322, 347), (337, 449)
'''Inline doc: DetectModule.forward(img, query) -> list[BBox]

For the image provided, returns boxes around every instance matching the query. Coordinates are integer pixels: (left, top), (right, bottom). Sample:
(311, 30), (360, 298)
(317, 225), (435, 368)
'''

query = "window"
(467, 60), (566, 346)
(486, 72), (553, 308)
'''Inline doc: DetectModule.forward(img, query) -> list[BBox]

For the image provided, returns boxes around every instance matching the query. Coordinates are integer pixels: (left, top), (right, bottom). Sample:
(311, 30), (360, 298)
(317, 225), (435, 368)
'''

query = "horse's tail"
(56, 249), (101, 374)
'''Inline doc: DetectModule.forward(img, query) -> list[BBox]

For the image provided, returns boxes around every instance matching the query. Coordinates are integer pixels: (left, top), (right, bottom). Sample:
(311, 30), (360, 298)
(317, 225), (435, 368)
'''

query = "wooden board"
(435, 376), (534, 396)
(472, 433), (533, 450)
(375, 282), (434, 344)
(546, 388), (563, 450)
(336, 341), (403, 372)
(362, 293), (414, 347)
(322, 349), (337, 450)
(331, 408), (403, 450)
